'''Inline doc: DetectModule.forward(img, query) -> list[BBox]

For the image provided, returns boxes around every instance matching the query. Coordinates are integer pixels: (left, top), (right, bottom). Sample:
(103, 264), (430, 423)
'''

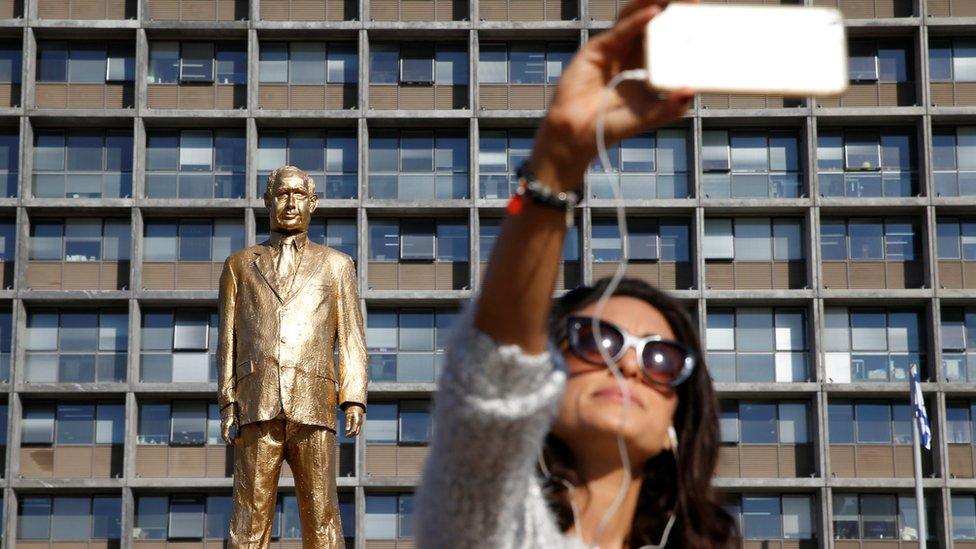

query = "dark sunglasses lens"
(641, 342), (688, 384)
(573, 320), (624, 364)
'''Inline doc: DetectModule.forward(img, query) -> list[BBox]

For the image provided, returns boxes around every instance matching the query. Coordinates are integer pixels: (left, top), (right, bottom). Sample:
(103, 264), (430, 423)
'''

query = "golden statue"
(217, 165), (368, 548)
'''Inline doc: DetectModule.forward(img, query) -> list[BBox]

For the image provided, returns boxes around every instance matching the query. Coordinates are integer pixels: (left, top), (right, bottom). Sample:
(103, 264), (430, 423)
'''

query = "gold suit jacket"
(217, 238), (368, 430)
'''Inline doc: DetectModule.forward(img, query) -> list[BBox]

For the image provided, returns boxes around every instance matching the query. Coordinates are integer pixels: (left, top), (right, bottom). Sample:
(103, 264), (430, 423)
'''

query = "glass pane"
(861, 494), (897, 539)
(736, 309), (774, 352)
(851, 310), (887, 351)
(849, 220), (884, 259)
(846, 131), (880, 170)
(703, 218), (733, 259)
(435, 45), (467, 85)
(56, 403), (95, 444)
(68, 42), (106, 84)
(258, 43), (288, 83)
(856, 402), (892, 443)
(478, 44), (507, 83)
(930, 40), (953, 81)
(734, 219), (772, 260)
(137, 403), (170, 444)
(327, 44), (358, 83)
(171, 401), (206, 445)
(400, 44), (433, 83)
(885, 221), (916, 260)
(290, 42), (326, 84)
(954, 39), (976, 82)
(833, 494), (860, 539)
(878, 47), (908, 82)
(38, 41), (67, 82)
(702, 130), (730, 171)
(779, 403), (808, 443)
(180, 42), (214, 82)
(148, 42), (179, 83)
(51, 497), (89, 540)
(730, 132), (768, 172)
(179, 221), (212, 261)
(135, 497), (166, 540)
(509, 45), (545, 84)
(953, 496), (976, 540)
(828, 403), (854, 443)
(740, 402), (777, 443)
(92, 496), (121, 539)
(742, 496), (781, 539)
(95, 403), (125, 444)
(706, 310), (735, 351)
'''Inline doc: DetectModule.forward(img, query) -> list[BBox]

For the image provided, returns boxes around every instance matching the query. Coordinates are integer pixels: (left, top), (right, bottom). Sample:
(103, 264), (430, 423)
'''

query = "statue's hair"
(264, 165), (316, 199)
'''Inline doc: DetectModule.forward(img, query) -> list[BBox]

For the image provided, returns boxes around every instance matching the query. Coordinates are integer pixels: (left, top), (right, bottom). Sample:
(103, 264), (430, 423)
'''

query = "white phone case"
(645, 3), (848, 97)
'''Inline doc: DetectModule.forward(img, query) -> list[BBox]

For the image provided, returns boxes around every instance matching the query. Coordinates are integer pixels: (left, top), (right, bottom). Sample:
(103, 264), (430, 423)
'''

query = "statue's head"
(264, 166), (318, 234)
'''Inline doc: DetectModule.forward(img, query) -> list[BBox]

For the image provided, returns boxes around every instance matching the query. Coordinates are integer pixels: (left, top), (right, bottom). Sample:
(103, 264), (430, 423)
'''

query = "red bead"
(507, 194), (524, 215)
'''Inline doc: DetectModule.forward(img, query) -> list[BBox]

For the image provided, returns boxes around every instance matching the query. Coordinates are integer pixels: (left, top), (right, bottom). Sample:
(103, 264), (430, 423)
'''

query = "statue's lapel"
(252, 245), (285, 304)
(283, 244), (317, 304)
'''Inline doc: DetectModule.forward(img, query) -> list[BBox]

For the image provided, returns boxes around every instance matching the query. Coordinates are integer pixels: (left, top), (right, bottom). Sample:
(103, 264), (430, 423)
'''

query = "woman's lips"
(593, 387), (644, 408)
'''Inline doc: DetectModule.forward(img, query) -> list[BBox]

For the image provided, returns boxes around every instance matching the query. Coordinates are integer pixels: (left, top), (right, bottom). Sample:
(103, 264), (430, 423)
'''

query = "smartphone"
(644, 3), (848, 97)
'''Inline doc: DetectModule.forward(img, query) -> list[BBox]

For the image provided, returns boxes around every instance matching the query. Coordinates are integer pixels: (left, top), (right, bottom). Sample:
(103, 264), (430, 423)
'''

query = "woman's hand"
(530, 0), (695, 191)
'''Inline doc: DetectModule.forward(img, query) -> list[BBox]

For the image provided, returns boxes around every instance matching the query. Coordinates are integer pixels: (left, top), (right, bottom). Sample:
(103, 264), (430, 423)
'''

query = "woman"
(415, 0), (738, 547)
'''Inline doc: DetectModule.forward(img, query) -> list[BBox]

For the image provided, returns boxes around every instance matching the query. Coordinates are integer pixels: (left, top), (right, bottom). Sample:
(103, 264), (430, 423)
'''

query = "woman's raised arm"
(474, 0), (694, 354)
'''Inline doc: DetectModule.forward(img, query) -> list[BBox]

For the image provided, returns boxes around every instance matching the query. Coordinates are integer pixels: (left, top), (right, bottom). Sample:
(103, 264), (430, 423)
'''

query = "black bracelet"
(515, 161), (579, 227)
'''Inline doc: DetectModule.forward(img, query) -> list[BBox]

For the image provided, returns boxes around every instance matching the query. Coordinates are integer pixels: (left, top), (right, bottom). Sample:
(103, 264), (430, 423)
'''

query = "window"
(942, 308), (976, 382)
(146, 129), (245, 199)
(932, 127), (976, 196)
(37, 41), (134, 83)
(703, 218), (803, 261)
(479, 129), (534, 198)
(833, 494), (929, 541)
(930, 38), (976, 82)
(368, 131), (468, 199)
(827, 401), (912, 444)
(726, 494), (814, 540)
(25, 310), (127, 383)
(136, 401), (223, 445)
(33, 129), (133, 198)
(257, 131), (357, 199)
(365, 494), (414, 540)
(21, 402), (124, 446)
(702, 130), (801, 198)
(140, 309), (219, 383)
(718, 401), (809, 444)
(368, 309), (457, 382)
(134, 495), (241, 540)
(19, 496), (122, 541)
(0, 129), (17, 198)
(29, 218), (130, 262)
(259, 42), (358, 84)
(824, 307), (924, 383)
(817, 129), (917, 197)
(954, 495), (976, 540)
(589, 130), (690, 199)
(148, 42), (246, 84)
(819, 218), (917, 262)
(937, 218), (976, 260)
(591, 218), (690, 262)
(143, 219), (244, 263)
(706, 308), (808, 382)
(0, 40), (20, 83)
(366, 400), (433, 444)
(368, 219), (469, 262)
(370, 43), (468, 85)
(478, 43), (573, 84)
(480, 218), (579, 263)
(946, 401), (976, 444)
(848, 40), (911, 82)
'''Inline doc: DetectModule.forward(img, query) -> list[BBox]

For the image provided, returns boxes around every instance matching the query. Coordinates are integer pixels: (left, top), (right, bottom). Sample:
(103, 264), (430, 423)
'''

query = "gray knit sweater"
(415, 308), (588, 548)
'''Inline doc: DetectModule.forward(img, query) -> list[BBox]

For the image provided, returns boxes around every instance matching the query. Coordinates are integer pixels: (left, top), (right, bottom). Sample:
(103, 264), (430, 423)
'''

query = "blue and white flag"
(910, 365), (931, 451)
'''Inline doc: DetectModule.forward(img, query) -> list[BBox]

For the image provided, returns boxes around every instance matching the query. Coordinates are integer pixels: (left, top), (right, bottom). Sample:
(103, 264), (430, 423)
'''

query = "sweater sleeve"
(415, 305), (566, 549)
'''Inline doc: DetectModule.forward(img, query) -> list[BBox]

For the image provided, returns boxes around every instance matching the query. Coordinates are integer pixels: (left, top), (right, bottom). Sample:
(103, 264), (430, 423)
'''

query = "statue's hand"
(221, 404), (238, 445)
(344, 404), (365, 438)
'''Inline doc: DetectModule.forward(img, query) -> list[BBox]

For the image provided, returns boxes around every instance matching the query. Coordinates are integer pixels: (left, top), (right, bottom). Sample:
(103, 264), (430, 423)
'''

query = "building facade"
(0, 0), (969, 547)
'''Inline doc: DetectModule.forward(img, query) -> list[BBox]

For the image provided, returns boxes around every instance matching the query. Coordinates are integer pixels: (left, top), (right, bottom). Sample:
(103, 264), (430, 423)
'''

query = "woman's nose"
(615, 346), (642, 379)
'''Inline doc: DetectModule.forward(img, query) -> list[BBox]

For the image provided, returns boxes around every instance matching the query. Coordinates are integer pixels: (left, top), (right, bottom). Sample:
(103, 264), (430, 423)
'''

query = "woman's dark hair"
(542, 277), (739, 548)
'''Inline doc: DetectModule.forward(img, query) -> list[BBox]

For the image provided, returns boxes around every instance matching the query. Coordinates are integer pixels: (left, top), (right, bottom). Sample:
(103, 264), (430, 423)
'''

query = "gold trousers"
(229, 413), (342, 548)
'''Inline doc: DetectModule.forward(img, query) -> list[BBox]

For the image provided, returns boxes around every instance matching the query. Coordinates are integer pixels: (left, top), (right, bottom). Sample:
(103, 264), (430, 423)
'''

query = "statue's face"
(267, 174), (317, 234)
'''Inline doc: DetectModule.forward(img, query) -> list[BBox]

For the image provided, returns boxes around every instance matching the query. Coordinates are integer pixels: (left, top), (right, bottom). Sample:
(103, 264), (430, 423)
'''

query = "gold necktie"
(277, 239), (295, 280)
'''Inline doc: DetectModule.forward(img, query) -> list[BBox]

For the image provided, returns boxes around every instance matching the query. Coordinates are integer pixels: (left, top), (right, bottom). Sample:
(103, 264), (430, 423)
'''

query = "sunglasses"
(565, 316), (697, 387)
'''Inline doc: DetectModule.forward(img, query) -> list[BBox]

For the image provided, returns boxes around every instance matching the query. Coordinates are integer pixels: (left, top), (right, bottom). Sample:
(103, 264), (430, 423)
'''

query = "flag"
(910, 365), (931, 451)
